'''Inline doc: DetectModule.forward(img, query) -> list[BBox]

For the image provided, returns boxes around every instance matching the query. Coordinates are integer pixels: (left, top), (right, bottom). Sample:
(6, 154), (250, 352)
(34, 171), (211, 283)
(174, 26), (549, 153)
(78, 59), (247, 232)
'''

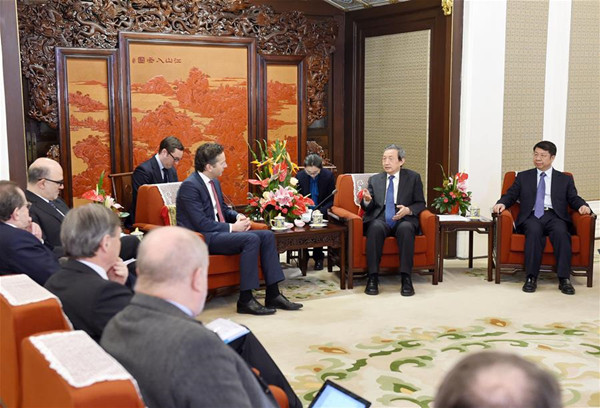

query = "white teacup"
(312, 210), (323, 225)
(294, 219), (306, 228)
(270, 214), (286, 229)
(301, 210), (312, 223)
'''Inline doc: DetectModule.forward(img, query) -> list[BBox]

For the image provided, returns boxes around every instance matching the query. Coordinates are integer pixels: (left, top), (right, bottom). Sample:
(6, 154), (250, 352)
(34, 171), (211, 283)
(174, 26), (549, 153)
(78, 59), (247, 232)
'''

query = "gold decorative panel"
(564, 0), (600, 200)
(363, 30), (430, 193)
(502, 0), (549, 175)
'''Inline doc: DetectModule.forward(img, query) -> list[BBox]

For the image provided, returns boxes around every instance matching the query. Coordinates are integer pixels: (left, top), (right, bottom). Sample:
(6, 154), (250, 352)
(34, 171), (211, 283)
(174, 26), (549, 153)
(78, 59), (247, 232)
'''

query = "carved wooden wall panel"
(17, 0), (337, 129)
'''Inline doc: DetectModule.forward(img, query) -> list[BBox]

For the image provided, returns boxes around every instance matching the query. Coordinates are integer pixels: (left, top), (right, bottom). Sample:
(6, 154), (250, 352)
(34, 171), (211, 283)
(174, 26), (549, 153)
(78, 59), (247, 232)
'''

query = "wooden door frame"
(344, 0), (463, 207)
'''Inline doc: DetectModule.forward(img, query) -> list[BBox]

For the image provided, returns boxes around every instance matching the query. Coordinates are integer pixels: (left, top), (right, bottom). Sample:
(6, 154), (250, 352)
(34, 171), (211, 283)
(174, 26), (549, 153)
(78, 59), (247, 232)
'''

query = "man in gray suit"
(361, 144), (426, 297)
(101, 226), (279, 408)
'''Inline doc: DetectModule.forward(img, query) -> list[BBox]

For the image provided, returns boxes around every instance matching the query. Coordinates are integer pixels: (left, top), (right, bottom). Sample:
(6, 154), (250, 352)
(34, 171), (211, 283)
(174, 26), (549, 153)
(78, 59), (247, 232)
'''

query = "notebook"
(308, 380), (371, 408)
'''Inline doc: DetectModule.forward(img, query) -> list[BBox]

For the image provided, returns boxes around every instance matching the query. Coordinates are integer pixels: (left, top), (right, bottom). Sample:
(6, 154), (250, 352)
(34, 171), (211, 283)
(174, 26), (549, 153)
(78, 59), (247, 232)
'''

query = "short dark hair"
(533, 141), (557, 156)
(304, 154), (323, 168)
(27, 165), (50, 184)
(61, 204), (121, 258)
(194, 143), (225, 172)
(159, 136), (184, 154)
(0, 180), (25, 222)
(435, 351), (562, 408)
(384, 144), (406, 160)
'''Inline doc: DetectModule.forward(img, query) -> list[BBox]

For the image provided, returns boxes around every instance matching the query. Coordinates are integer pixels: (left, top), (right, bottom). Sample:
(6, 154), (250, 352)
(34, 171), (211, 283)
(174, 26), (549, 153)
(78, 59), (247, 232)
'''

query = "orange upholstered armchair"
(20, 330), (145, 408)
(329, 174), (439, 288)
(0, 275), (71, 408)
(493, 171), (596, 286)
(133, 184), (266, 290)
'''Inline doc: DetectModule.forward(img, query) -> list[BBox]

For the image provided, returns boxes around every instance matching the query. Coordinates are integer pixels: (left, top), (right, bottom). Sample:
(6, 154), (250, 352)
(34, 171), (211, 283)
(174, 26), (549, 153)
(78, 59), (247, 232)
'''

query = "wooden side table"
(271, 223), (347, 289)
(437, 217), (495, 282)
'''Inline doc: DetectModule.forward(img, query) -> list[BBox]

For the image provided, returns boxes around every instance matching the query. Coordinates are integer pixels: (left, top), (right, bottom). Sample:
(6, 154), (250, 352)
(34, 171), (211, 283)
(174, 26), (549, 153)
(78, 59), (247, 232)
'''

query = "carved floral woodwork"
(17, 0), (337, 128)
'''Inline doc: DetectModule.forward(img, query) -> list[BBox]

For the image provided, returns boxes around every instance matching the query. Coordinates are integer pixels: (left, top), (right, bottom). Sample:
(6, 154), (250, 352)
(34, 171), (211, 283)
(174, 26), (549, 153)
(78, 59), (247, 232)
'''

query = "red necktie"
(209, 180), (225, 222)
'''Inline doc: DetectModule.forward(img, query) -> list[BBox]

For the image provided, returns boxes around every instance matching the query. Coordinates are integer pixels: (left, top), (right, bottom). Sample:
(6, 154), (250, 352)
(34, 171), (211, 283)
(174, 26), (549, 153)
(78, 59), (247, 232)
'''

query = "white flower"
(290, 177), (298, 186)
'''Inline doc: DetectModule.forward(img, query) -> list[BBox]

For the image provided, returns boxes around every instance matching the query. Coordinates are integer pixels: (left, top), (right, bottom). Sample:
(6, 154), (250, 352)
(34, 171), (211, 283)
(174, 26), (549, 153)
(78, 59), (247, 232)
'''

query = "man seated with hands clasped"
(493, 140), (591, 295)
(176, 142), (302, 315)
(360, 144), (426, 297)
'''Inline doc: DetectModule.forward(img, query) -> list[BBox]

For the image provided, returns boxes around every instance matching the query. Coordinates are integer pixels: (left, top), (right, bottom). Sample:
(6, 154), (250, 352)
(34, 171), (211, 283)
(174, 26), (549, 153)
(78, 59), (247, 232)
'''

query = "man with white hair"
(101, 226), (281, 408)
(435, 351), (562, 408)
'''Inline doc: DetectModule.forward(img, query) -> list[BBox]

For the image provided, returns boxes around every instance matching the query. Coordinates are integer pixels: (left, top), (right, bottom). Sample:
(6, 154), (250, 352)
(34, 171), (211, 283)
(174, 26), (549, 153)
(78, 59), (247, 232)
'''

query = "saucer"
(310, 223), (327, 228)
(271, 225), (291, 231)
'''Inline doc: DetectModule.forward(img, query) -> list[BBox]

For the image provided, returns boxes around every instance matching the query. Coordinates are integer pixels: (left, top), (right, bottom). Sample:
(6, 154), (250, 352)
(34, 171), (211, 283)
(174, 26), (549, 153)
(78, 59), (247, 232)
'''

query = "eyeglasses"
(43, 178), (64, 186)
(22, 202), (32, 210)
(169, 152), (182, 163)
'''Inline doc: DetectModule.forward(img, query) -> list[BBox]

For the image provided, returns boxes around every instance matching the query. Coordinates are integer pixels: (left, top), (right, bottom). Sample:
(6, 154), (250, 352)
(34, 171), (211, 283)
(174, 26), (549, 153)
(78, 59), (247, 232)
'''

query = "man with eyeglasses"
(26, 158), (139, 277)
(132, 136), (184, 223)
(0, 180), (59, 284)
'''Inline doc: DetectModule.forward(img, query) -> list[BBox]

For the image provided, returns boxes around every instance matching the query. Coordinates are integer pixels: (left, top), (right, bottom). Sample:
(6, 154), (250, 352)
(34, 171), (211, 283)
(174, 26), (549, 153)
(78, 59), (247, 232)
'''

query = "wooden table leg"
(299, 249), (309, 276)
(340, 232), (346, 289)
(487, 224), (494, 281)
(468, 230), (474, 268)
(439, 228), (445, 283)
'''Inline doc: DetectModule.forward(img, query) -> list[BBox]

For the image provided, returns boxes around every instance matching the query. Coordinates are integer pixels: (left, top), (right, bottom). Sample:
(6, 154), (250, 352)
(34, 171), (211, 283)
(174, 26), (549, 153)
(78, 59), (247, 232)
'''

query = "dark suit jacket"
(0, 222), (60, 285)
(361, 169), (426, 229)
(44, 259), (133, 342)
(497, 168), (588, 228)
(176, 172), (238, 245)
(132, 156), (178, 222)
(101, 293), (278, 408)
(296, 168), (336, 216)
(25, 189), (70, 251)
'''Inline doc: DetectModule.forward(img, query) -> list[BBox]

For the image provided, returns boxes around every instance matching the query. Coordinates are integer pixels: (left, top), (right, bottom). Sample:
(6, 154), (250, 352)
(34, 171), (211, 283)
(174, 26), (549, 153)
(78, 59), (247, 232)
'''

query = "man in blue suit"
(296, 154), (336, 270)
(493, 141), (591, 295)
(176, 143), (302, 315)
(132, 136), (184, 223)
(0, 180), (59, 285)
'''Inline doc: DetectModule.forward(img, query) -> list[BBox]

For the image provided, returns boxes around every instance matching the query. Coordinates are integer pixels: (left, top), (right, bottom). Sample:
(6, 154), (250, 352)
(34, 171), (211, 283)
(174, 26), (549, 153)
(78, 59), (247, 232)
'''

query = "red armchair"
(329, 174), (439, 288)
(133, 184), (266, 290)
(493, 171), (596, 286)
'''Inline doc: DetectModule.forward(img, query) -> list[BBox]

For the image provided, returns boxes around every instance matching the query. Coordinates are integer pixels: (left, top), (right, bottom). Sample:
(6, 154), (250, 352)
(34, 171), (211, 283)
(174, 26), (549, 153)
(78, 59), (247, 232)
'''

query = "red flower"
(456, 172), (468, 182)
(82, 189), (103, 202)
(443, 198), (448, 203)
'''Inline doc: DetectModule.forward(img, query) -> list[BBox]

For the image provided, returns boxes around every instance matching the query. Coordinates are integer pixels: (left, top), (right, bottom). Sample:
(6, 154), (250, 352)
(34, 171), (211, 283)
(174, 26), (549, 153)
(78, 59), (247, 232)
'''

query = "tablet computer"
(308, 380), (371, 408)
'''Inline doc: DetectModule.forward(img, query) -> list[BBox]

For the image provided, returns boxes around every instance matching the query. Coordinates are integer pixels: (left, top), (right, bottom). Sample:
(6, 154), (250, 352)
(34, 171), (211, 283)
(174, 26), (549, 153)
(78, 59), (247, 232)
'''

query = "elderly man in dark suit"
(101, 226), (282, 408)
(361, 144), (426, 297)
(493, 140), (591, 295)
(131, 136), (184, 222)
(177, 142), (302, 315)
(0, 180), (59, 284)
(296, 154), (336, 270)
(45, 204), (133, 342)
(26, 158), (138, 266)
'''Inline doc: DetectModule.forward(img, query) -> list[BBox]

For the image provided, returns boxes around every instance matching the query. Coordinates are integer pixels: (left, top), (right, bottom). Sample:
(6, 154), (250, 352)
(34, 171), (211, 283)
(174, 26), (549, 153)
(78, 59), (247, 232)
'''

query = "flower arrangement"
(246, 140), (314, 223)
(432, 164), (472, 215)
(81, 171), (129, 218)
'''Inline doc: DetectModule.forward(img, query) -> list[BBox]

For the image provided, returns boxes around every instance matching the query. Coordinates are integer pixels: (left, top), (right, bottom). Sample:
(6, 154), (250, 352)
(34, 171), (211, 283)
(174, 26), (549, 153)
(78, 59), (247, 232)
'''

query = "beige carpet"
(201, 246), (600, 408)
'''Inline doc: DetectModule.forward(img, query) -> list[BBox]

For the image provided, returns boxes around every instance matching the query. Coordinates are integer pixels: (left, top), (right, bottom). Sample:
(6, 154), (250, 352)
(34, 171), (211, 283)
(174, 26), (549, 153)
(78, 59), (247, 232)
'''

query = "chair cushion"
(509, 234), (580, 254)
(362, 234), (428, 255)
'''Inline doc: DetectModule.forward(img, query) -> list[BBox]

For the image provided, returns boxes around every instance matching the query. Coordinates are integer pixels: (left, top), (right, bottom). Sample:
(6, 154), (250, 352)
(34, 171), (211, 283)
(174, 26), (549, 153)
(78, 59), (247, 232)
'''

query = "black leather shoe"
(522, 275), (537, 293)
(365, 275), (379, 295)
(558, 278), (575, 295)
(265, 294), (303, 310)
(237, 298), (276, 315)
(314, 259), (324, 271)
(401, 274), (415, 297)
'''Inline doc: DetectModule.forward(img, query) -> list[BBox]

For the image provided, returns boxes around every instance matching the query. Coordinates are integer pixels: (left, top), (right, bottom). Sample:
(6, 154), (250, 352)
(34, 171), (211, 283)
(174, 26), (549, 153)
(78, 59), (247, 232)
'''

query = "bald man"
(435, 351), (562, 408)
(26, 158), (138, 270)
(101, 227), (282, 408)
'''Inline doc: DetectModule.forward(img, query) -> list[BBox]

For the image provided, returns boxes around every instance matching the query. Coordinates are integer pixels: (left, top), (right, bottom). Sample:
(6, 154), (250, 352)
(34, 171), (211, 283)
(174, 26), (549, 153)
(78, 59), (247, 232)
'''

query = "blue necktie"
(385, 175), (395, 227)
(309, 176), (319, 207)
(534, 172), (546, 218)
